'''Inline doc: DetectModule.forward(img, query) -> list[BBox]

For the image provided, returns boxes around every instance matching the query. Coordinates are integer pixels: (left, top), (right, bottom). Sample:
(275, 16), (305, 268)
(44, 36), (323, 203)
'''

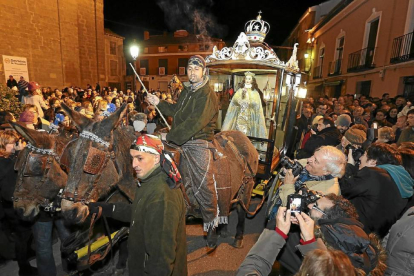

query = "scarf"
(294, 167), (334, 191)
(377, 164), (414, 198)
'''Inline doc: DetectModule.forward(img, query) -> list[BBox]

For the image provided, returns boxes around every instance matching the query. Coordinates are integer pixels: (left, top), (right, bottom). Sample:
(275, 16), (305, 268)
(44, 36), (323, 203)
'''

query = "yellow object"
(74, 231), (118, 259)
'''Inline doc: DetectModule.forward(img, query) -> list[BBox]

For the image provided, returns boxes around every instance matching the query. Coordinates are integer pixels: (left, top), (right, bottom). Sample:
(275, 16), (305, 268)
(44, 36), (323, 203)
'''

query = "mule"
(59, 104), (136, 223)
(11, 123), (70, 220)
(59, 103), (260, 248)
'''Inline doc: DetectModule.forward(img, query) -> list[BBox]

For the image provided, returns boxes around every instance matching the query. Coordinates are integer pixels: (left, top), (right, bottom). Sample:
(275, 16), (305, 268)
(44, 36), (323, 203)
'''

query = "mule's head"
(60, 103), (130, 223)
(11, 123), (69, 221)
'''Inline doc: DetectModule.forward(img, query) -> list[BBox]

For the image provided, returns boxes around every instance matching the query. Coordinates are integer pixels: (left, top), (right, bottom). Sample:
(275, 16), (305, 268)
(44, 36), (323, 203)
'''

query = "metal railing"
(313, 65), (322, 79)
(390, 32), (414, 63)
(347, 47), (376, 72)
(328, 59), (342, 76)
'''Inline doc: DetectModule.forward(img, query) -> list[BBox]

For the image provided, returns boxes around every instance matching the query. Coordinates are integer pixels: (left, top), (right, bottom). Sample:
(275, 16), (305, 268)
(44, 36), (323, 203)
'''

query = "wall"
(0, 0), (106, 88)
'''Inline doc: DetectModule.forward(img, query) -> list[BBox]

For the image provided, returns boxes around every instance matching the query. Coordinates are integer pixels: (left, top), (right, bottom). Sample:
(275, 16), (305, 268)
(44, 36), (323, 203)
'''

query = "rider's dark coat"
(158, 77), (218, 145)
(112, 166), (187, 276)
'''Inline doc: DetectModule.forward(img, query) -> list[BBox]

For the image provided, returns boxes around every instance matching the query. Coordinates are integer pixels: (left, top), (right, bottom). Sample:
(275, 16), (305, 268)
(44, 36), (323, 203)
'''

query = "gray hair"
(131, 112), (147, 122)
(315, 146), (347, 177)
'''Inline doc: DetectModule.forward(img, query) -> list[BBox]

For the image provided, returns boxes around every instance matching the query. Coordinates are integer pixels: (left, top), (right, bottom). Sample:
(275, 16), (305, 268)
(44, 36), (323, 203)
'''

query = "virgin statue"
(222, 72), (268, 139)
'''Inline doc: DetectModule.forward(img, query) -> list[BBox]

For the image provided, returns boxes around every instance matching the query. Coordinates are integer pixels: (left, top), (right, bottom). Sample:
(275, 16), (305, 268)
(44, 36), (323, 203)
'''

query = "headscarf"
(131, 134), (181, 188)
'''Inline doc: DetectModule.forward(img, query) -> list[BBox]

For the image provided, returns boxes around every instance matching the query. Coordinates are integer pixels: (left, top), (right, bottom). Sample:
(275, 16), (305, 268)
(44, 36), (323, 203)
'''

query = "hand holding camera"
(276, 207), (291, 235)
(295, 212), (315, 242)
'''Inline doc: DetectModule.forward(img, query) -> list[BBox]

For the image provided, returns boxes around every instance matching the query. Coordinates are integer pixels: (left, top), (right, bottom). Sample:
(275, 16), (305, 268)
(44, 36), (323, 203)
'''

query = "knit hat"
(27, 81), (40, 91)
(19, 111), (35, 123)
(335, 114), (352, 127)
(188, 55), (206, 68)
(130, 134), (164, 155)
(344, 128), (367, 145)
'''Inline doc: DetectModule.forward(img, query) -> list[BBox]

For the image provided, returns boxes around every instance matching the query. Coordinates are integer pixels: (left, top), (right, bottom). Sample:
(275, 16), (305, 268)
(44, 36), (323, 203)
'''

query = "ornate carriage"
(205, 13), (306, 182)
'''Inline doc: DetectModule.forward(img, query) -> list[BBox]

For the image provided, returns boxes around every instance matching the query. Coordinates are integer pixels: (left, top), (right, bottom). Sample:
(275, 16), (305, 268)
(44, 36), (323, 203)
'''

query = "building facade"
(132, 30), (225, 92)
(104, 29), (126, 91)
(284, 0), (414, 99)
(0, 0), (125, 89)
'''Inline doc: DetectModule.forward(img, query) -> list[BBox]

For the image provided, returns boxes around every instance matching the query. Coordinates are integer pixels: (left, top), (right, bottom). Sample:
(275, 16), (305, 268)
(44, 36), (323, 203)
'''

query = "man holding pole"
(146, 55), (221, 237)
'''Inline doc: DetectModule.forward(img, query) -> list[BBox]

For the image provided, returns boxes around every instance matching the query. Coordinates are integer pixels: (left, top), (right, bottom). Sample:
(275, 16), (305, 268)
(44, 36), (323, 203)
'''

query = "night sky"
(104, 0), (326, 51)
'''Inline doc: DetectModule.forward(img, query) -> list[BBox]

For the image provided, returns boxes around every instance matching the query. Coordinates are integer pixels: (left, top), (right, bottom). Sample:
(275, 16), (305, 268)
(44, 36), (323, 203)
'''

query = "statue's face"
(187, 64), (205, 84)
(245, 75), (252, 85)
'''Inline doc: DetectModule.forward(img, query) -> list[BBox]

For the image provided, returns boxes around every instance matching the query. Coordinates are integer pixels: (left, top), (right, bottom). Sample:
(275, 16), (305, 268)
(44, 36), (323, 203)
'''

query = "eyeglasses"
(312, 201), (327, 216)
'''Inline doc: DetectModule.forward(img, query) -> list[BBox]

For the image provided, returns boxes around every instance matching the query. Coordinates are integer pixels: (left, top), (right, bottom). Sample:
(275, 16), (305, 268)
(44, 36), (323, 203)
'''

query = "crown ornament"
(245, 11), (270, 43)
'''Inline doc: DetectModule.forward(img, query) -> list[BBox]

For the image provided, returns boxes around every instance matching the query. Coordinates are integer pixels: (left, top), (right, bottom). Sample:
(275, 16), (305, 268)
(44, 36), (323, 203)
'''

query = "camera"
(287, 185), (323, 214)
(345, 144), (364, 162)
(311, 123), (318, 133)
(279, 156), (303, 177)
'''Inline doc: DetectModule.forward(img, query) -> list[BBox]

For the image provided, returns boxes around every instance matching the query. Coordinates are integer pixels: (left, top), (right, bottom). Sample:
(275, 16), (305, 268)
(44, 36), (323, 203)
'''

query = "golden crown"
(244, 11), (270, 43)
(244, 71), (255, 77)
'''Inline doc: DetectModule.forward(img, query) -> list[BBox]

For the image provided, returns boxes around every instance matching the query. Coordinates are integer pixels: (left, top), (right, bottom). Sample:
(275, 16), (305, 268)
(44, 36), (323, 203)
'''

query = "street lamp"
(130, 42), (139, 92)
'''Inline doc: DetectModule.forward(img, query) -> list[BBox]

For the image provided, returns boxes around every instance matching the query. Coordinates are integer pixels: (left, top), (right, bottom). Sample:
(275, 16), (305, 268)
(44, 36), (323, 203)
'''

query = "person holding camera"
(339, 143), (410, 238)
(239, 194), (385, 276)
(297, 117), (342, 159)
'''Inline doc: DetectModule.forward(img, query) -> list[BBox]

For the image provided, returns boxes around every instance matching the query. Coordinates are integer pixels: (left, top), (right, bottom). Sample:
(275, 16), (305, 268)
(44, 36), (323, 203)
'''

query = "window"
(158, 46), (167, 53)
(178, 45), (188, 52)
(110, 42), (117, 55)
(144, 47), (148, 54)
(139, 59), (149, 75)
(158, 59), (168, 75)
(178, 58), (188, 75)
(199, 44), (205, 51)
(110, 60), (117, 76)
(356, 81), (371, 97)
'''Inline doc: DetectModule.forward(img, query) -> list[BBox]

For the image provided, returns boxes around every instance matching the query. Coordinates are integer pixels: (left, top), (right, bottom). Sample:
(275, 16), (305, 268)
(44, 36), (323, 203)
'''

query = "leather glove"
(146, 93), (160, 106)
(88, 202), (114, 217)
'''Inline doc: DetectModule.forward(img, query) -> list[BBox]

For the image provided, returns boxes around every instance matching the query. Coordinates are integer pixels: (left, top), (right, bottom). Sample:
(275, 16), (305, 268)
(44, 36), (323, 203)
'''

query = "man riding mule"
(147, 55), (259, 248)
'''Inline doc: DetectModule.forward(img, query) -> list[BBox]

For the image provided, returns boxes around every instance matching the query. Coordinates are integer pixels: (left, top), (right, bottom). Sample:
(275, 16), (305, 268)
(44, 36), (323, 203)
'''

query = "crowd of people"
(237, 93), (414, 276)
(1, 63), (414, 276)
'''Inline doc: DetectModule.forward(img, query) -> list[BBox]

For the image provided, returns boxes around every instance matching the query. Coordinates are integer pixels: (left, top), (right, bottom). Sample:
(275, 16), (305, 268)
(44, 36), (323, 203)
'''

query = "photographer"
(339, 143), (410, 238)
(298, 117), (342, 159)
(239, 194), (385, 276)
(278, 146), (346, 208)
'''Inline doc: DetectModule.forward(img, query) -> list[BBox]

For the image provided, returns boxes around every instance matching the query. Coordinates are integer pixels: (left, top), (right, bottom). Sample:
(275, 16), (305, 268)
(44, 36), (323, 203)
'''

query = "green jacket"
(112, 166), (187, 276)
(397, 127), (414, 145)
(158, 77), (218, 145)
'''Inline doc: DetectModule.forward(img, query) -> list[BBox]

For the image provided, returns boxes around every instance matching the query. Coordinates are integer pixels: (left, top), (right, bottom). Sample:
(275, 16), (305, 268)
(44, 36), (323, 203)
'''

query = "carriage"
(202, 13), (307, 210)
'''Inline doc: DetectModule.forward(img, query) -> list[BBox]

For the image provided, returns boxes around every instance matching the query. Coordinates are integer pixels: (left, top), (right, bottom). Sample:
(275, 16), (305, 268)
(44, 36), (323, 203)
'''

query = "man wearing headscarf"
(147, 55), (221, 234)
(88, 134), (187, 276)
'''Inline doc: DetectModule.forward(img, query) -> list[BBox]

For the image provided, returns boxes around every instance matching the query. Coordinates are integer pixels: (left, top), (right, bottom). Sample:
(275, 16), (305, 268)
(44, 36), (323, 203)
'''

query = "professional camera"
(286, 185), (323, 214)
(345, 144), (364, 162)
(279, 156), (303, 177)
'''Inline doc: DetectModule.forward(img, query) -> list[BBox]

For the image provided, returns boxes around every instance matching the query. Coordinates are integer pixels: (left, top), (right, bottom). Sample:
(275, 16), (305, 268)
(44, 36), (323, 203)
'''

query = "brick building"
(132, 30), (225, 92)
(104, 28), (126, 91)
(0, 0), (123, 89)
(284, 0), (414, 99)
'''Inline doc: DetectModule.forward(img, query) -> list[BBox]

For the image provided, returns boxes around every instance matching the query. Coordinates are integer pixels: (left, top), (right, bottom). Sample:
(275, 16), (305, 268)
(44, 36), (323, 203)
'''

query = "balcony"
(390, 32), (414, 63)
(347, 47), (376, 72)
(313, 66), (322, 79)
(328, 59), (342, 76)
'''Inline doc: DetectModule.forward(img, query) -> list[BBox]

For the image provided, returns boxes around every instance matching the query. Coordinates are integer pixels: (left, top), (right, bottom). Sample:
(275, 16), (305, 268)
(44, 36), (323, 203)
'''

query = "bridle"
(61, 130), (118, 204)
(13, 142), (64, 211)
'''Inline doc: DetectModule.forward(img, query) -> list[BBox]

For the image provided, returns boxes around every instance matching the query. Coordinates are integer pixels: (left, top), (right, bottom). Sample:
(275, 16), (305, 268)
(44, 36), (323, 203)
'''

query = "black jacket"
(339, 164), (407, 238)
(301, 127), (342, 158)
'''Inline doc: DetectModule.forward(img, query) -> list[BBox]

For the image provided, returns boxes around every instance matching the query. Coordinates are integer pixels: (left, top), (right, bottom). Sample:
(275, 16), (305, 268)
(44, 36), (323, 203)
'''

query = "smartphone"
(373, 122), (378, 129)
(287, 194), (303, 215)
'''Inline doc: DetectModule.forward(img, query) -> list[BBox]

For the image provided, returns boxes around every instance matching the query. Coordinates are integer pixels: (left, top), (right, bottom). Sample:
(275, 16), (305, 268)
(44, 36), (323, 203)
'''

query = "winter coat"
(397, 127), (414, 145)
(158, 77), (218, 145)
(236, 229), (323, 276)
(340, 164), (408, 238)
(300, 126), (342, 158)
(22, 94), (48, 118)
(111, 166), (187, 276)
(385, 207), (414, 276)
